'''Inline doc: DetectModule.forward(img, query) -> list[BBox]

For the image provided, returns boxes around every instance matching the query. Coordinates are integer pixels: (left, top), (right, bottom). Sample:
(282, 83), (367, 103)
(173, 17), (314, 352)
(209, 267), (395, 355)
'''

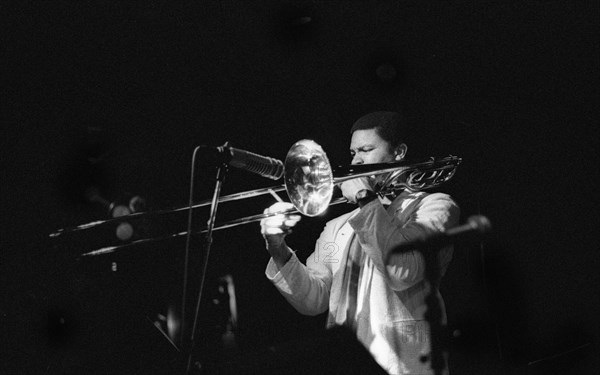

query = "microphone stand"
(184, 157), (229, 374)
(421, 245), (446, 375)
(385, 216), (490, 374)
(386, 241), (449, 375)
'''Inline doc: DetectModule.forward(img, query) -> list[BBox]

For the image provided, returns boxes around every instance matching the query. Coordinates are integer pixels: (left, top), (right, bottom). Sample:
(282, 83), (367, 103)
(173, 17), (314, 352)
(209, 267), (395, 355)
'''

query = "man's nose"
(351, 154), (363, 165)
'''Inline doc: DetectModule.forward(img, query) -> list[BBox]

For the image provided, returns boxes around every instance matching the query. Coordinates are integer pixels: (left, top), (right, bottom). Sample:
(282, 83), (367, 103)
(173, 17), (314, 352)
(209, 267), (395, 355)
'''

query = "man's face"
(349, 128), (395, 165)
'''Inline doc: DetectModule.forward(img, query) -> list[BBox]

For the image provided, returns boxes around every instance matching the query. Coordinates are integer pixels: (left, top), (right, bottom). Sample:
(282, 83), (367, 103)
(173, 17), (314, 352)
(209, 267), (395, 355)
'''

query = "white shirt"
(266, 191), (459, 374)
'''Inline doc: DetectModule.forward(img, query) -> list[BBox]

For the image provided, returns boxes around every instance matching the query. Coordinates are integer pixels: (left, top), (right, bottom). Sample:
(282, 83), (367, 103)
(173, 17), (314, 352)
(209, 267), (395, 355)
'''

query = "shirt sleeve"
(264, 223), (335, 316)
(348, 193), (460, 291)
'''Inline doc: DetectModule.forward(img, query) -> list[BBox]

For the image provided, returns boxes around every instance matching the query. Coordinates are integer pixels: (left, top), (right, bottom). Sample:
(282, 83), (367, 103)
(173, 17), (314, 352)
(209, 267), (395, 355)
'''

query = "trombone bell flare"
(284, 140), (334, 217)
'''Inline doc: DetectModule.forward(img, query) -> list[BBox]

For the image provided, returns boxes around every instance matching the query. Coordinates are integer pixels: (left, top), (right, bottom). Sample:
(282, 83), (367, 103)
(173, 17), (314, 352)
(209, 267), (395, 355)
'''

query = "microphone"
(440, 215), (491, 239)
(388, 215), (492, 255)
(199, 145), (284, 180)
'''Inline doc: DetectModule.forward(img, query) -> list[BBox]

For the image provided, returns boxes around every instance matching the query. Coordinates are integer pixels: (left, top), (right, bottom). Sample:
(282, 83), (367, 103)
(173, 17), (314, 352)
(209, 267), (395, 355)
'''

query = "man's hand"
(260, 202), (301, 268)
(340, 177), (373, 204)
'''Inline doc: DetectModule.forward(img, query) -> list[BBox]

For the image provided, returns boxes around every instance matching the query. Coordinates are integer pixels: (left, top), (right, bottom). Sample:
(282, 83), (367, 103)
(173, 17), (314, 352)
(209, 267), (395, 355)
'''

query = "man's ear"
(395, 143), (408, 160)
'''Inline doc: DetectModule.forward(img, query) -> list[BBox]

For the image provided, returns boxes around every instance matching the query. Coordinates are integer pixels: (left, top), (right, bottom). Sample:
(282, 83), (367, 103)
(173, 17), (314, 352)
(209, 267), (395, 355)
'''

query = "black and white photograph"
(2, 1), (598, 374)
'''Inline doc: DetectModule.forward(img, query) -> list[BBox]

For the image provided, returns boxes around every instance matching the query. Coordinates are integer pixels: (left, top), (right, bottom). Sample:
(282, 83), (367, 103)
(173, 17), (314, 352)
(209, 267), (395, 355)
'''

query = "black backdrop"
(2, 1), (599, 374)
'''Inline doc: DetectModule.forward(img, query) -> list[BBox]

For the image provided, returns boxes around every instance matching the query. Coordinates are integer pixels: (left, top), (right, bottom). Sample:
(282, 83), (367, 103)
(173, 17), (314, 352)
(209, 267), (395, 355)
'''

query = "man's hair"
(350, 111), (409, 149)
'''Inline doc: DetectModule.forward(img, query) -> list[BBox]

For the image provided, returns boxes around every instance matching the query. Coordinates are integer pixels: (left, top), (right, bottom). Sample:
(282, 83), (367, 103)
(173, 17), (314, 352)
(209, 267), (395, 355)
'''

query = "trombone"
(53, 140), (460, 256)
(208, 139), (461, 228)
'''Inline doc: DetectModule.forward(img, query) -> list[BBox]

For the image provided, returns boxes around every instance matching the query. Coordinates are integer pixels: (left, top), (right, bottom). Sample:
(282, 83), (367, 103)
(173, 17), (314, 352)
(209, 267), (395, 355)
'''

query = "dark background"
(2, 1), (598, 374)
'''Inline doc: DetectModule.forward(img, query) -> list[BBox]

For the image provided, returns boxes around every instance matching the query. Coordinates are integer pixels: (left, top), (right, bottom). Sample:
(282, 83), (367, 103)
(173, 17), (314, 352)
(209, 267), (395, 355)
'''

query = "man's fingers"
(260, 203), (301, 240)
(262, 219), (299, 230)
(261, 213), (301, 228)
(263, 214), (285, 227)
(284, 219), (297, 227)
(266, 202), (295, 214)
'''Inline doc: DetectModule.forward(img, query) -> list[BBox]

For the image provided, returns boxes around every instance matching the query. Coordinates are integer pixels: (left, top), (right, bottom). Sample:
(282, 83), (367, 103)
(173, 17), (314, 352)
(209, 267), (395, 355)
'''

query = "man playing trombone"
(261, 111), (460, 375)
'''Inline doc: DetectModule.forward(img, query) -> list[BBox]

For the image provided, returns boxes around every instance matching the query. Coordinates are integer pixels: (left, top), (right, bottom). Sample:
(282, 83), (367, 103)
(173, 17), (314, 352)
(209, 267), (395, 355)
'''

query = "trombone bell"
(284, 140), (334, 217)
